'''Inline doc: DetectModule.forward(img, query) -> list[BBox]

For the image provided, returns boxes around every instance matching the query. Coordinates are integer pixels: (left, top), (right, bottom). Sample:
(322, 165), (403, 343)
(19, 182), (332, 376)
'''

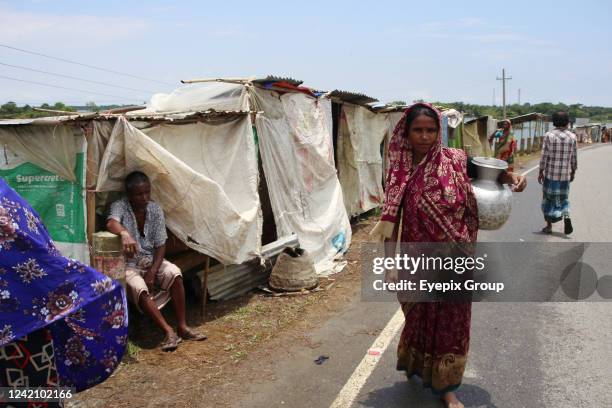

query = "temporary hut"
(125, 77), (352, 275)
(508, 113), (550, 153)
(329, 90), (387, 217)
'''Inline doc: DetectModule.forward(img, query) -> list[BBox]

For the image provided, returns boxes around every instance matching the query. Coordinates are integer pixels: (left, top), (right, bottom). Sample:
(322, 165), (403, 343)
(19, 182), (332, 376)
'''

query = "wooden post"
(201, 256), (210, 317)
(529, 121), (533, 153)
(84, 124), (96, 265)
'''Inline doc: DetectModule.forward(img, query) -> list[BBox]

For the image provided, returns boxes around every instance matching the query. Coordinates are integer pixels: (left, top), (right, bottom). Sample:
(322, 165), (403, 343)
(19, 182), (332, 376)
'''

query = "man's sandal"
(541, 226), (552, 234)
(161, 332), (182, 352)
(179, 327), (207, 342)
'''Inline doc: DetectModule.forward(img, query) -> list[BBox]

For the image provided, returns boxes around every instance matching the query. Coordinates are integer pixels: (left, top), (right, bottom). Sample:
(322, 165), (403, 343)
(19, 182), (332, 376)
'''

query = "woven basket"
(269, 249), (318, 291)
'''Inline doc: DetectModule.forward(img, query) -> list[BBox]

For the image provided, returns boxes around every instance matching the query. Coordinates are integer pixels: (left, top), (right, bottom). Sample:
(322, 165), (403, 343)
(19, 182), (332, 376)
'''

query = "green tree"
(85, 101), (99, 111)
(1, 101), (18, 114)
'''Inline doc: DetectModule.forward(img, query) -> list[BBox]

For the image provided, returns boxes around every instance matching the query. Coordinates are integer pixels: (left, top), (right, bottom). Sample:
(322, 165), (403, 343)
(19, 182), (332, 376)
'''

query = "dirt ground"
(68, 217), (376, 408)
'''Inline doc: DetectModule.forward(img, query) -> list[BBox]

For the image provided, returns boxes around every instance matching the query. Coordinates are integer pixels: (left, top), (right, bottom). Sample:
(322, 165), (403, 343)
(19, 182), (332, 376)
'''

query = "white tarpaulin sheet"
(134, 82), (249, 114)
(383, 111), (404, 178)
(0, 124), (81, 182)
(252, 89), (351, 273)
(96, 117), (261, 264)
(338, 104), (386, 216)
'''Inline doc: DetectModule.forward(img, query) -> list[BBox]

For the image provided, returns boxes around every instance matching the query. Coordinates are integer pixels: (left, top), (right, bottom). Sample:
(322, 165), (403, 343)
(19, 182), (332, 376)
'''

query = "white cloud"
(0, 6), (151, 47)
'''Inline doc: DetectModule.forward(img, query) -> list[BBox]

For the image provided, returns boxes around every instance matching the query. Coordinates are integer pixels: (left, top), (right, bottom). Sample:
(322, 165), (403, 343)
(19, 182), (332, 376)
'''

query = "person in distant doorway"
(538, 111), (577, 235)
(488, 119), (517, 171)
(107, 171), (207, 351)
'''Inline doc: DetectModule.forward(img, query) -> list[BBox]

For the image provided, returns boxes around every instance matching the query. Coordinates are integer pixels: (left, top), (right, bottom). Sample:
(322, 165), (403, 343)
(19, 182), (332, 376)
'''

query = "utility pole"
(493, 88), (496, 106)
(518, 88), (521, 105)
(496, 68), (512, 119)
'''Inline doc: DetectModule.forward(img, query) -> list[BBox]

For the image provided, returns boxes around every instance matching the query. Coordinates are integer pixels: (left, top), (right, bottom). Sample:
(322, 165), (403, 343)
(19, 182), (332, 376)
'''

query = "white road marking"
(522, 164), (540, 176)
(329, 307), (404, 408)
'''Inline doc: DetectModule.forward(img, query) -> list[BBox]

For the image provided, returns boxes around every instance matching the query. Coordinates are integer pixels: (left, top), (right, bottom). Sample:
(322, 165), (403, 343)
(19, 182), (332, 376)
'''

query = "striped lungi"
(542, 178), (570, 223)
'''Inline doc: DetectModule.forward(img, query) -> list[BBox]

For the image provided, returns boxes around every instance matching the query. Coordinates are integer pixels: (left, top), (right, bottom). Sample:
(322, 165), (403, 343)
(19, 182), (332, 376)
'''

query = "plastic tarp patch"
(0, 132), (88, 262)
(383, 112), (405, 176)
(137, 82), (249, 114)
(338, 104), (386, 216)
(0, 123), (81, 182)
(96, 117), (261, 265)
(252, 89), (352, 273)
(463, 120), (492, 157)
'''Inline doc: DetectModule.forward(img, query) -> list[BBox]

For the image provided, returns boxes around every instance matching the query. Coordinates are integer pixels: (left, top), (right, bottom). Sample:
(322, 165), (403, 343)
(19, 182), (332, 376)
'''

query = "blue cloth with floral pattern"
(0, 177), (128, 392)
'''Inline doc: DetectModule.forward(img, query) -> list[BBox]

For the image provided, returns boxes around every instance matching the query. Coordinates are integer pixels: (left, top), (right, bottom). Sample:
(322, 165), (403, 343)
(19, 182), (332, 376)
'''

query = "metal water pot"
(470, 157), (512, 230)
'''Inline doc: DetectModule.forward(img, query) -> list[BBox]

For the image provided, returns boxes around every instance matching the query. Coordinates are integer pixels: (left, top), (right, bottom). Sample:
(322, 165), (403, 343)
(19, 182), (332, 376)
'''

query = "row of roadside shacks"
(0, 77), (607, 301)
(573, 122), (610, 143)
(0, 77), (412, 300)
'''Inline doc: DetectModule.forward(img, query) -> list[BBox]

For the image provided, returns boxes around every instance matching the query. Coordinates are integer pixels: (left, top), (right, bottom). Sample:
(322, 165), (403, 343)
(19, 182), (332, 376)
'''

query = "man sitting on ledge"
(107, 171), (207, 351)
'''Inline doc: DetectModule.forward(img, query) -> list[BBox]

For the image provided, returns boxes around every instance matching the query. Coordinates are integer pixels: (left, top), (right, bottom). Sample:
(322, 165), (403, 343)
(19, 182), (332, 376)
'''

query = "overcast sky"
(1, 0), (610, 106)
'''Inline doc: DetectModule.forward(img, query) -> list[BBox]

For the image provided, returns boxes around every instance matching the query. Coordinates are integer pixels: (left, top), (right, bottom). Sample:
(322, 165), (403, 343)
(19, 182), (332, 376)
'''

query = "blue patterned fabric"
(541, 178), (570, 223)
(0, 177), (128, 391)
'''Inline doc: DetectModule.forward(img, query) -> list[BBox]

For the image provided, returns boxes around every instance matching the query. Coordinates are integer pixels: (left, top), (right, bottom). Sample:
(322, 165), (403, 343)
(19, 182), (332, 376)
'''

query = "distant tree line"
(429, 102), (612, 122)
(388, 100), (612, 122)
(0, 101), (124, 119)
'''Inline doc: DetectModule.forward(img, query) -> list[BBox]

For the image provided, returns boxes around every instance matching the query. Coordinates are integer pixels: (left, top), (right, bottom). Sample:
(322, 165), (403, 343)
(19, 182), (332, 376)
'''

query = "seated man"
(107, 171), (206, 351)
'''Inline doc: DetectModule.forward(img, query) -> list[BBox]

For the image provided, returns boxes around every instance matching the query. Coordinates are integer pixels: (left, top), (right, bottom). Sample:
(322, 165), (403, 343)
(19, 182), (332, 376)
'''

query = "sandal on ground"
(160, 332), (181, 351)
(541, 225), (552, 234)
(178, 327), (207, 341)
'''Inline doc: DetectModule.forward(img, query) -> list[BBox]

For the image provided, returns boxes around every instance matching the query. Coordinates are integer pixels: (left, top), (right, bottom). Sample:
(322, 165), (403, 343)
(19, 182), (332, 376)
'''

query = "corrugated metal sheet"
(464, 115), (492, 125)
(374, 105), (408, 113)
(0, 113), (98, 126)
(0, 110), (251, 127)
(509, 112), (549, 124)
(253, 75), (303, 86)
(329, 90), (378, 106)
(203, 262), (271, 301)
(199, 234), (300, 301)
(123, 109), (251, 123)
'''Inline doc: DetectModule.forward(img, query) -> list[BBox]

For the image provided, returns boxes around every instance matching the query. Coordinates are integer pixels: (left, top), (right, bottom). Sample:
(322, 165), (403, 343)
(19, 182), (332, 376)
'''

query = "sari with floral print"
(372, 103), (478, 395)
(0, 177), (128, 395)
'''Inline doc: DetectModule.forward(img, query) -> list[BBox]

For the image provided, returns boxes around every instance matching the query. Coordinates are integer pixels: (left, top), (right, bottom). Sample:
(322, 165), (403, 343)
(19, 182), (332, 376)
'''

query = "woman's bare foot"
(441, 391), (464, 408)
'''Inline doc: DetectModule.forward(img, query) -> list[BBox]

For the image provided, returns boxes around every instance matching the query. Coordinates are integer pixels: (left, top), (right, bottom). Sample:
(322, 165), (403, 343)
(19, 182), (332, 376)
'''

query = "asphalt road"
(234, 144), (612, 408)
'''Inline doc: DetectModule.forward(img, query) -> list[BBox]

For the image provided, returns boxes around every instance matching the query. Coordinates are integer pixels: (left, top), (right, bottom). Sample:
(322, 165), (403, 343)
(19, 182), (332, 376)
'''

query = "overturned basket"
(269, 247), (319, 292)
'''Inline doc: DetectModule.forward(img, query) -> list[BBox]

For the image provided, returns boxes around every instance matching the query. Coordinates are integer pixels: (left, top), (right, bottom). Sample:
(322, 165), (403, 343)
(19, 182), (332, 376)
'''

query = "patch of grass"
(124, 340), (141, 362)
(231, 350), (247, 361)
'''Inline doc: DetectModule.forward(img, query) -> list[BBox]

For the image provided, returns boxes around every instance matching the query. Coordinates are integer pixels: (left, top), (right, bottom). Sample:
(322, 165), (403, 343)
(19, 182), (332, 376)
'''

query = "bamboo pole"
(181, 78), (252, 84)
(102, 105), (147, 114)
(201, 256), (210, 317)
(84, 123), (96, 265)
(33, 108), (79, 115)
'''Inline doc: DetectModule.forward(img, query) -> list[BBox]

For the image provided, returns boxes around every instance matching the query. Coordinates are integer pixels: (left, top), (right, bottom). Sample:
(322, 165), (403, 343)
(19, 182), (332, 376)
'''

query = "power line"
(0, 74), (144, 102)
(0, 61), (154, 94)
(0, 43), (175, 86)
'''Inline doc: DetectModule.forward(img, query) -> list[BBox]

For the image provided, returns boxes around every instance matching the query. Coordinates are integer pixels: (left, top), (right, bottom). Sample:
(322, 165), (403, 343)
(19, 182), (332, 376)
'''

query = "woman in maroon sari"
(372, 103), (524, 408)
